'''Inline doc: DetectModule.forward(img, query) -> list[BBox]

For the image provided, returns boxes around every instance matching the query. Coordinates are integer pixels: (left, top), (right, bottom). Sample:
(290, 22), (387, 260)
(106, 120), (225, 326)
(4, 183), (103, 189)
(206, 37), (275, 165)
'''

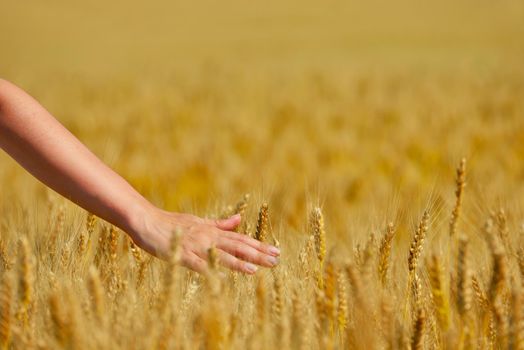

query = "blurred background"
(1, 0), (523, 75)
(1, 0), (523, 236)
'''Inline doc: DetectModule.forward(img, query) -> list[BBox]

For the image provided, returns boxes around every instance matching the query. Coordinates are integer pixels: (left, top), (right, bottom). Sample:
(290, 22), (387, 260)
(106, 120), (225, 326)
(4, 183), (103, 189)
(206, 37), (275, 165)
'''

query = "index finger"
(218, 230), (281, 257)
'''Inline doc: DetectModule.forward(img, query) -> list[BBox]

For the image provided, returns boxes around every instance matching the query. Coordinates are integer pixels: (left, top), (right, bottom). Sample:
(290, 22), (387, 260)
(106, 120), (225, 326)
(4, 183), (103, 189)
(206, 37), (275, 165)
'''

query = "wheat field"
(1, 0), (524, 349)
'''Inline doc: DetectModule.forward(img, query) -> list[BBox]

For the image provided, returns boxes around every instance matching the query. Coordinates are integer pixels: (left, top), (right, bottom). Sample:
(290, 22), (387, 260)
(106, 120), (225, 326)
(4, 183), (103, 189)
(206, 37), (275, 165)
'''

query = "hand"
(0, 79), (280, 274)
(128, 207), (281, 274)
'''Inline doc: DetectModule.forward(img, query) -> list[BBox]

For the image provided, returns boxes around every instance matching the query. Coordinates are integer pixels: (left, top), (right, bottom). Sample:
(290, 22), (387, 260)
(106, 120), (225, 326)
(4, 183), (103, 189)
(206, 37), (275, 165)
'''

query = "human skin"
(0, 79), (280, 274)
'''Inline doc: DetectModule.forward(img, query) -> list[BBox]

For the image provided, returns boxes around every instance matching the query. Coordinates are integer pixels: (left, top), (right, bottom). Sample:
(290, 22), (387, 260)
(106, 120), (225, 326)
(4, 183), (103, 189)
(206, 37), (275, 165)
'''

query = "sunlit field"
(1, 0), (524, 348)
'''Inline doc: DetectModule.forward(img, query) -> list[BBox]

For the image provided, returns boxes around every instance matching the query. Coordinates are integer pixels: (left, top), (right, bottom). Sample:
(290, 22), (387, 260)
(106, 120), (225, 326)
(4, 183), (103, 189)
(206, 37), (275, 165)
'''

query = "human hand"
(0, 79), (280, 274)
(128, 207), (280, 274)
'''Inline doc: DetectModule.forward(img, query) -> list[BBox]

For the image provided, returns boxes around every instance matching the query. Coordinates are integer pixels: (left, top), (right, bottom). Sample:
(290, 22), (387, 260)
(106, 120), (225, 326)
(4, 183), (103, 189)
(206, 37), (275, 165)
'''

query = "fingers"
(210, 214), (241, 231)
(216, 249), (258, 274)
(171, 213), (281, 275)
(182, 252), (208, 273)
(205, 215), (280, 257)
(219, 230), (281, 257)
(216, 238), (279, 268)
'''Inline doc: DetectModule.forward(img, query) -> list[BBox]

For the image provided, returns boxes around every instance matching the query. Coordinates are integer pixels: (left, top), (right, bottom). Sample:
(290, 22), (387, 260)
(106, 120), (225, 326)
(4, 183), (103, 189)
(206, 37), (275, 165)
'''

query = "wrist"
(120, 197), (159, 242)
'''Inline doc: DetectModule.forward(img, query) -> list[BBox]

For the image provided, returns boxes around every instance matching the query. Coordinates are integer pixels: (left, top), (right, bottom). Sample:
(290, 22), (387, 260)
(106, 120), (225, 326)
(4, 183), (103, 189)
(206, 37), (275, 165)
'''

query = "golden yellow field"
(1, 0), (524, 349)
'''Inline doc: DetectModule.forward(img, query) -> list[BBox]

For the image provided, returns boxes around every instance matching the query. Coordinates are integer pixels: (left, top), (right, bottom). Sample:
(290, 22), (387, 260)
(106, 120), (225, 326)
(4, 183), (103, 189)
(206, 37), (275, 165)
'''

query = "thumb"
(214, 214), (241, 230)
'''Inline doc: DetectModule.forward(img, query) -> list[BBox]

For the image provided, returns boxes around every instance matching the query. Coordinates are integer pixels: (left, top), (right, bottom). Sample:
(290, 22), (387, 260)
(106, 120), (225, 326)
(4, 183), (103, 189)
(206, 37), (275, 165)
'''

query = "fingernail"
(267, 256), (279, 266)
(245, 263), (258, 273)
(232, 214), (241, 220)
(269, 246), (280, 256)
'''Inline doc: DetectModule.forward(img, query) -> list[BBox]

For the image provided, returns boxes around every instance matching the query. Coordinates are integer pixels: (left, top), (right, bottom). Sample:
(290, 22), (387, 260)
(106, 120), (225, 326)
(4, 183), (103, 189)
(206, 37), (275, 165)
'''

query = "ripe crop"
(1, 0), (523, 348)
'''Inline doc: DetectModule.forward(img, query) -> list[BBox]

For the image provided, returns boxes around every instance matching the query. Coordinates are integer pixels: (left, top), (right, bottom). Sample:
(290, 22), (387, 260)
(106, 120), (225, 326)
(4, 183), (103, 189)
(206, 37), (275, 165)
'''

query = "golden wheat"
(1, 5), (523, 345)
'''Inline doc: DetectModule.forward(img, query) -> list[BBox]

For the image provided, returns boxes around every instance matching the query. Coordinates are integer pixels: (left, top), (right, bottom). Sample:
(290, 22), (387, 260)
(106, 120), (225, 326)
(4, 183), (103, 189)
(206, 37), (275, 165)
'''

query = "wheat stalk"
(449, 158), (466, 238)
(411, 307), (426, 350)
(427, 255), (449, 331)
(255, 203), (269, 242)
(17, 237), (33, 326)
(378, 222), (396, 286)
(0, 273), (12, 350)
(408, 211), (429, 277)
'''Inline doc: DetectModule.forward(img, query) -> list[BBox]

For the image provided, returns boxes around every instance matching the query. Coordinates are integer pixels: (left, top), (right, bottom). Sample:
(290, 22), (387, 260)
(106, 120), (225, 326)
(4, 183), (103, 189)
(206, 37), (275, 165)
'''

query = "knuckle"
(234, 259), (244, 270)
(233, 232), (245, 239)
(241, 236), (256, 246)
(253, 253), (267, 265)
(232, 242), (244, 255)
(181, 255), (194, 267)
(209, 230), (221, 240)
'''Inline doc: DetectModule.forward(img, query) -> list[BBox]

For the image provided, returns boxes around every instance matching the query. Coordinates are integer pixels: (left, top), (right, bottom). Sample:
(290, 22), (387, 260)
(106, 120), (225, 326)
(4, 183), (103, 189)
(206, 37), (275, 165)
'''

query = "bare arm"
(0, 79), (280, 273)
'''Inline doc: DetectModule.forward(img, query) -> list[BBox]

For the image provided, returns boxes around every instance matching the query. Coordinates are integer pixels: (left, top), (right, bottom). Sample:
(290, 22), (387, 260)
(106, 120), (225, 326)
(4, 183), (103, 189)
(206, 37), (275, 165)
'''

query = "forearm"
(0, 79), (152, 237)
(0, 79), (281, 272)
